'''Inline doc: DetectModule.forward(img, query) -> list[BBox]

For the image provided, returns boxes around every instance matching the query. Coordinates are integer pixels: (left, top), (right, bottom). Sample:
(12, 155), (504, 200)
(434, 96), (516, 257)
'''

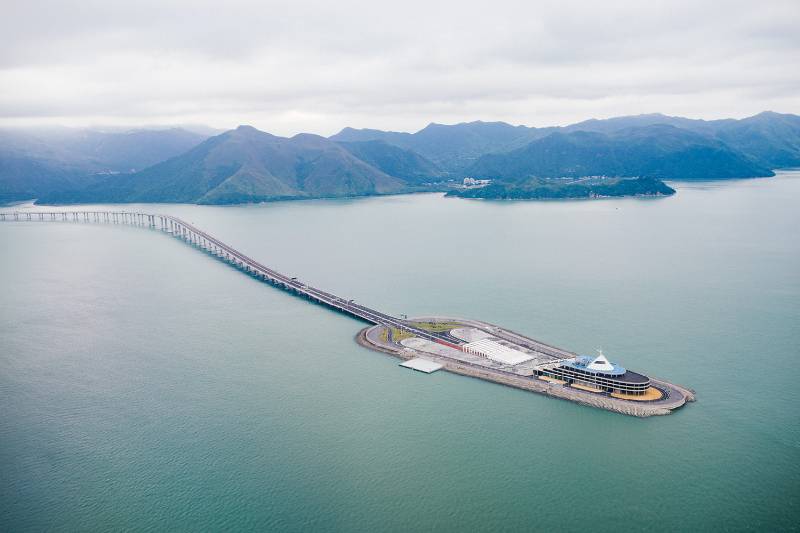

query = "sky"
(1, 0), (798, 136)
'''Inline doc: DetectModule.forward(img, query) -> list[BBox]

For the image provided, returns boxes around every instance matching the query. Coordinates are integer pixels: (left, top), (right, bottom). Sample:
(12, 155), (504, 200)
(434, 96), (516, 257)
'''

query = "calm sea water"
(1, 172), (799, 531)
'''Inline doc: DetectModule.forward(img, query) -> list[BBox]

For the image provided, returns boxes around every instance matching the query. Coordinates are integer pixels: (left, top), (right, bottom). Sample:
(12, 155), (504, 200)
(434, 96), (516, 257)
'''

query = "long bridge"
(0, 210), (462, 347)
(1, 210), (696, 416)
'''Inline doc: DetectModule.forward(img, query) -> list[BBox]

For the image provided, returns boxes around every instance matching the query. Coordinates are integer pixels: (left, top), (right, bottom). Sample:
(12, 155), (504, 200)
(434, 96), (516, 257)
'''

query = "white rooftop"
(463, 339), (534, 366)
(400, 358), (443, 373)
(587, 351), (614, 372)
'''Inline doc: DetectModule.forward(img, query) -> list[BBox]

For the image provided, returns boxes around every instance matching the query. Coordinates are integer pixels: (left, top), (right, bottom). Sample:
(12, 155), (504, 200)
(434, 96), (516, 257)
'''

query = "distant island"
(1, 111), (797, 205)
(446, 177), (676, 200)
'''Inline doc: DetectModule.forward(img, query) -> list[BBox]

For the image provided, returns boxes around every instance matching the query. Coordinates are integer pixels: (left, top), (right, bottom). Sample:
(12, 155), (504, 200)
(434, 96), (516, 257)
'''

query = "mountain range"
(331, 121), (541, 172)
(37, 126), (415, 204)
(2, 111), (798, 204)
(466, 125), (772, 181)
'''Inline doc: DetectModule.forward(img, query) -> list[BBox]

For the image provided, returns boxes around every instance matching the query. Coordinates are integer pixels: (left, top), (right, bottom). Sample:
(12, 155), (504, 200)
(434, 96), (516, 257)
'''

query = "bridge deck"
(0, 210), (457, 345)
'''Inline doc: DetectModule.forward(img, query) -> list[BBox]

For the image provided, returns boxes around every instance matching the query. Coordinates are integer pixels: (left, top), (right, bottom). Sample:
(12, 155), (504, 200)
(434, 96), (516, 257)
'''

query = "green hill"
(335, 140), (443, 184)
(564, 111), (800, 169)
(466, 125), (773, 181)
(331, 121), (548, 172)
(39, 126), (407, 204)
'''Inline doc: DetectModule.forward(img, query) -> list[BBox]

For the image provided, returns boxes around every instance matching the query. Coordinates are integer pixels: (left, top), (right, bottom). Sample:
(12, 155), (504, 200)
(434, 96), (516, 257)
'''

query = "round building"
(537, 352), (650, 395)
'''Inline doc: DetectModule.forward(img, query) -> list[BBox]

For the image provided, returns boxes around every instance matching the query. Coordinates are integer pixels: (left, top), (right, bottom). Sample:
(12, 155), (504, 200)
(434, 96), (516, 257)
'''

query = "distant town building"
(463, 177), (491, 187)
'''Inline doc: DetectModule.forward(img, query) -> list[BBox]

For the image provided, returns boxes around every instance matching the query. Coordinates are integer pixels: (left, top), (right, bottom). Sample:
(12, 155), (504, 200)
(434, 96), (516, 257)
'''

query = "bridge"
(0, 210), (463, 347)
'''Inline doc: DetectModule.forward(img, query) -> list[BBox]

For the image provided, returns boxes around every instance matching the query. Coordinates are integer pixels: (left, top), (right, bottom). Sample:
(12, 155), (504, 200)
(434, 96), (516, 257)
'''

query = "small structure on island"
(462, 177), (492, 187)
(400, 358), (443, 374)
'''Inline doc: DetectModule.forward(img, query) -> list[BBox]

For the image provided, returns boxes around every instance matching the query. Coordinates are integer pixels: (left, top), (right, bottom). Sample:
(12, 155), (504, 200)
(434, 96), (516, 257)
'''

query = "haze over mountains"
(2, 111), (798, 204)
(0, 127), (208, 202)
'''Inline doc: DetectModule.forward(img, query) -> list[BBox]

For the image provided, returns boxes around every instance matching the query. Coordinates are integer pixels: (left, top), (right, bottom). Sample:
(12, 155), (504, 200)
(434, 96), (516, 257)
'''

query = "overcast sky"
(1, 0), (798, 136)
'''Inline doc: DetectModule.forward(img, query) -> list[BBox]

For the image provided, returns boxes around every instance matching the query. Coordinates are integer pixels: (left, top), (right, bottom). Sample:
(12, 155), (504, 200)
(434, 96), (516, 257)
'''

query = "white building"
(462, 338), (534, 366)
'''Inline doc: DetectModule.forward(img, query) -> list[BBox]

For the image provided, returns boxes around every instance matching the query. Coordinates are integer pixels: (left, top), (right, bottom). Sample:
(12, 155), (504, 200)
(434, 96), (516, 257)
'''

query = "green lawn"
(390, 327), (415, 342)
(409, 321), (462, 333)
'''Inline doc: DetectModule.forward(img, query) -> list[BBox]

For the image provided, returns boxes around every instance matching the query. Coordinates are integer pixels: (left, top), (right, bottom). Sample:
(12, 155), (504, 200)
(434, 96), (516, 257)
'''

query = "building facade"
(536, 352), (650, 395)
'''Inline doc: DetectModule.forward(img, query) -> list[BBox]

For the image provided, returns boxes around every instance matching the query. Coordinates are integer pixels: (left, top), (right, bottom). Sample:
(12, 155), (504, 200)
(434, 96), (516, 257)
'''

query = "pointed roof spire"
(587, 349), (614, 372)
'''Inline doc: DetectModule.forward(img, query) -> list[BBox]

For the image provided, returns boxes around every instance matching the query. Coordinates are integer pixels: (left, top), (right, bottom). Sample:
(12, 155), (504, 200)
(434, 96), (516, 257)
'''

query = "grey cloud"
(0, 0), (798, 135)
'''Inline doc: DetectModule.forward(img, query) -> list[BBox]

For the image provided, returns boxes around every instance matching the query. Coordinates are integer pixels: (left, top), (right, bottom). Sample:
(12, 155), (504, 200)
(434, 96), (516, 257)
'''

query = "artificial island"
(0, 209), (695, 417)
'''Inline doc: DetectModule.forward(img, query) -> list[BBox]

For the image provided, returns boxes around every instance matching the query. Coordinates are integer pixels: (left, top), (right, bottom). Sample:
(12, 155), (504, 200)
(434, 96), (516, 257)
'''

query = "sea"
(1, 171), (798, 531)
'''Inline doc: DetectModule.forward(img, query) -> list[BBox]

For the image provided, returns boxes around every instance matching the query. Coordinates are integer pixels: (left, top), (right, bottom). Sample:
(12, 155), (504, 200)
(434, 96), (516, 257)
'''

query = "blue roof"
(562, 355), (627, 376)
